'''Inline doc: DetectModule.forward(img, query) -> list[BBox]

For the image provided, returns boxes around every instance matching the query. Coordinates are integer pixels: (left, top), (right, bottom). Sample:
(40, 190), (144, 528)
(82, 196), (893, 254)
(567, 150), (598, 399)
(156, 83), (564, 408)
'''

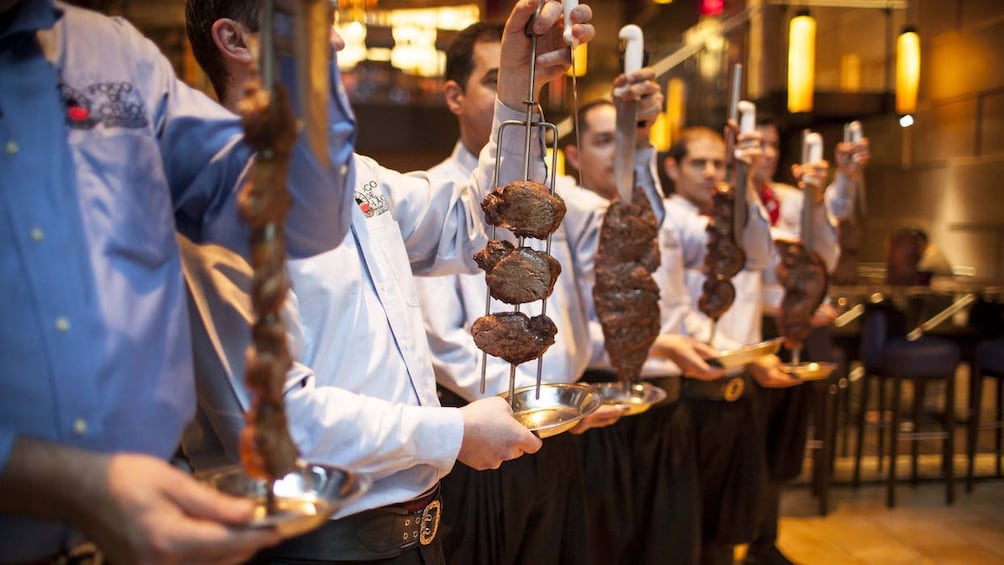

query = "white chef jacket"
(415, 141), (659, 400)
(761, 180), (849, 311)
(183, 100), (546, 518)
(661, 193), (773, 348)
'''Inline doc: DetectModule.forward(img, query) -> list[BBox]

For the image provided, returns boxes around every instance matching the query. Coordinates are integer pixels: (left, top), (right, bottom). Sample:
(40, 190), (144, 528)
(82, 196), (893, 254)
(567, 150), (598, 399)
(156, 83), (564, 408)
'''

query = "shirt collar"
(669, 193), (700, 214)
(450, 140), (480, 174)
(1, 0), (60, 41)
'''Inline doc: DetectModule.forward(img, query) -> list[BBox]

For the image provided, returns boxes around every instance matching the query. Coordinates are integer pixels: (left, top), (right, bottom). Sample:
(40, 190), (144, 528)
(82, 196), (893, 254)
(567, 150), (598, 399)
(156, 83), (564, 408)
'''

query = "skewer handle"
(803, 132), (823, 164)
(612, 24), (643, 97)
(844, 120), (862, 143)
(737, 100), (756, 134)
(620, 25), (644, 73)
(562, 0), (578, 47)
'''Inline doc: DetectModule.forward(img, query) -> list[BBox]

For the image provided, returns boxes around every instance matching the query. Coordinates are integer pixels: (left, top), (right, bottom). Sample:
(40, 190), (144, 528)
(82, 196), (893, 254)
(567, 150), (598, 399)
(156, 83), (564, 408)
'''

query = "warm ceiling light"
(653, 0), (672, 4)
(896, 25), (920, 115)
(787, 8), (815, 113)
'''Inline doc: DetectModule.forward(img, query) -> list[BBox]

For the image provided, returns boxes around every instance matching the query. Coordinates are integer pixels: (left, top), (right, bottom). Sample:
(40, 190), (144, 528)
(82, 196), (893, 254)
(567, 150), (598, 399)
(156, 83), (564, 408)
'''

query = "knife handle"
(737, 100), (756, 134)
(844, 120), (862, 143)
(563, 0), (578, 46)
(619, 25), (644, 74)
(612, 25), (643, 97)
(804, 132), (823, 163)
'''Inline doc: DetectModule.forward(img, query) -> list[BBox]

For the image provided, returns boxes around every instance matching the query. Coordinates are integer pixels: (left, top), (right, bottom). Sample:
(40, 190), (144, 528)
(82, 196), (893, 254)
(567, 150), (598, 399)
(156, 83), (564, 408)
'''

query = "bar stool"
(852, 302), (961, 508)
(966, 338), (1004, 492)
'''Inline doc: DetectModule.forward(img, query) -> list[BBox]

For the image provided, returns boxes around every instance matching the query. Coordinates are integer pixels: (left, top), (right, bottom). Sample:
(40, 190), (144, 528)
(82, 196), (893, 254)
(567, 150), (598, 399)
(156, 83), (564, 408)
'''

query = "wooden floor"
(772, 457), (1004, 564)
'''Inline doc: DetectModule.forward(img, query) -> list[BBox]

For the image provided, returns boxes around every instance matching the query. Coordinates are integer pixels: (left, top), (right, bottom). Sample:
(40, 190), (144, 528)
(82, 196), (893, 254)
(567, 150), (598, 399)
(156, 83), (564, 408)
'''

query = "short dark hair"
(560, 99), (614, 149)
(755, 112), (780, 130)
(444, 21), (504, 91)
(185, 0), (261, 99)
(666, 126), (722, 164)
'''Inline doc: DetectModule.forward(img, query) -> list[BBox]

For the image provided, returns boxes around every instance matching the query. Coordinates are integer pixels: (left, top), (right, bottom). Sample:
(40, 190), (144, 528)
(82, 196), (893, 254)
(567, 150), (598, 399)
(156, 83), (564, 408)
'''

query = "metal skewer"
(480, 1), (561, 408)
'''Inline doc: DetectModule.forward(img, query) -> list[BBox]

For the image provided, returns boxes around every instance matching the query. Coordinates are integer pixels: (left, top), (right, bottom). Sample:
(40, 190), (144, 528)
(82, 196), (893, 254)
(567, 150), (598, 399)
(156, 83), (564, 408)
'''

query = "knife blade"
(800, 131), (823, 253)
(614, 25), (644, 203)
(733, 99), (755, 244)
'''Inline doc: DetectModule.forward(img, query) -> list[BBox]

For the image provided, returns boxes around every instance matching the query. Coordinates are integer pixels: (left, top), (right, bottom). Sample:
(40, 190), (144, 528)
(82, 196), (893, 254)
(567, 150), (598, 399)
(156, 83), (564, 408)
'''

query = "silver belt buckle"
(419, 499), (441, 546)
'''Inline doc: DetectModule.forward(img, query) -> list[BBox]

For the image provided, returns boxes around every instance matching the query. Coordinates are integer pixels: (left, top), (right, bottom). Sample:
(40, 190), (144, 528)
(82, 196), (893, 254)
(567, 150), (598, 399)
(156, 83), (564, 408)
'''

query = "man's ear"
(663, 157), (680, 182)
(564, 145), (580, 171)
(211, 18), (253, 64)
(443, 80), (464, 116)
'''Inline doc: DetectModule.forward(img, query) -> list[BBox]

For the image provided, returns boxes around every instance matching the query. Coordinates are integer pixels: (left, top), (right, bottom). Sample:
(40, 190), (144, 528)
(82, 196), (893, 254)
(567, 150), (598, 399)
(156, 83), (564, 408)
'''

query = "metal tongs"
(480, 2), (562, 406)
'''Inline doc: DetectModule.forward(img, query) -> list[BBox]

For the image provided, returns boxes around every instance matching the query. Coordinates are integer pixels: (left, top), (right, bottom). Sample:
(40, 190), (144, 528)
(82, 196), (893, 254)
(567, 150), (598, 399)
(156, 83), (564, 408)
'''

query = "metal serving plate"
(709, 337), (785, 369)
(201, 460), (371, 538)
(501, 383), (602, 438)
(592, 381), (667, 417)
(781, 361), (838, 382)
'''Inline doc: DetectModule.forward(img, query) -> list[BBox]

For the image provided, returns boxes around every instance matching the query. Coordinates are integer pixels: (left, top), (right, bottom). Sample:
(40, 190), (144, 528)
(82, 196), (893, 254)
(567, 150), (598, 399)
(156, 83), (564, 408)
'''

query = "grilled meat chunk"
(482, 180), (566, 239)
(475, 240), (561, 305)
(472, 312), (558, 365)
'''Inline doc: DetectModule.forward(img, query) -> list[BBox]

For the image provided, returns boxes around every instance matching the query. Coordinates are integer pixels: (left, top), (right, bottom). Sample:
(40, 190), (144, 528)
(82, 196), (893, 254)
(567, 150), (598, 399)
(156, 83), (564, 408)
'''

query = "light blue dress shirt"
(0, 2), (353, 559)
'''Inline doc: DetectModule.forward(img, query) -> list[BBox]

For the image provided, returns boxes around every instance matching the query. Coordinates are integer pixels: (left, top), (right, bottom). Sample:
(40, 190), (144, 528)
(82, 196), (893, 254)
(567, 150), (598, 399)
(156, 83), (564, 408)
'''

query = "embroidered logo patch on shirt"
(60, 82), (148, 130)
(354, 180), (388, 218)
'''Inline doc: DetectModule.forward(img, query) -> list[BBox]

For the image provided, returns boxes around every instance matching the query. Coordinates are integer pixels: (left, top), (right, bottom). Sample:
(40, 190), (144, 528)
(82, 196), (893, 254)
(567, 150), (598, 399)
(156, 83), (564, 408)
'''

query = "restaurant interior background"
(86, 0), (1004, 282)
(73, 0), (1004, 490)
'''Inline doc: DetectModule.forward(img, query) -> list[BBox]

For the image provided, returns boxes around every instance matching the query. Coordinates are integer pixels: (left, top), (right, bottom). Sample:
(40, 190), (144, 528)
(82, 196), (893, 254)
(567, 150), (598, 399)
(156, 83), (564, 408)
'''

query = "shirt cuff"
(401, 405), (465, 473)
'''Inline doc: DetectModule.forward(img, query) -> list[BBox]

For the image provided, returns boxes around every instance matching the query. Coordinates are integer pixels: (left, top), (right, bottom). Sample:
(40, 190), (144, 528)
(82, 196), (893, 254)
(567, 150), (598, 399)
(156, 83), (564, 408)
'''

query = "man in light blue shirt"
(0, 1), (354, 562)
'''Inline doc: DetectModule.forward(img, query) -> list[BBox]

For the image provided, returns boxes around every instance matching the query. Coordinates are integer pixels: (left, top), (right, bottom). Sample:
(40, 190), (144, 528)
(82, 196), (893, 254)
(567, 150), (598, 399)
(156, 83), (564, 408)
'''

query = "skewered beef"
(704, 229), (745, 279)
(593, 187), (662, 382)
(775, 240), (828, 347)
(698, 184), (745, 321)
(831, 220), (863, 285)
(698, 276), (736, 320)
(475, 240), (561, 305)
(237, 79), (299, 481)
(595, 193), (659, 265)
(482, 180), (567, 239)
(472, 312), (558, 365)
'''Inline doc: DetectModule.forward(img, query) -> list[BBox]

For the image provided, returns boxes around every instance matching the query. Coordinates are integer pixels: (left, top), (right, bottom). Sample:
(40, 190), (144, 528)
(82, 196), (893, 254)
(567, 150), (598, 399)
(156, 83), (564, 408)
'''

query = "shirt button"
(339, 164), (348, 176)
(5, 140), (18, 155)
(30, 228), (44, 242)
(73, 418), (87, 436)
(54, 317), (70, 332)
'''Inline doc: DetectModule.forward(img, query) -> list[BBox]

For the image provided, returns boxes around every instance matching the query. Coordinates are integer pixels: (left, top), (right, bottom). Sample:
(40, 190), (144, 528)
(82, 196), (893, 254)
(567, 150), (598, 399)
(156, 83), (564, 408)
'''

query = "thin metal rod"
(522, 3), (544, 182)
(262, 0), (275, 94)
(725, 64), (742, 186)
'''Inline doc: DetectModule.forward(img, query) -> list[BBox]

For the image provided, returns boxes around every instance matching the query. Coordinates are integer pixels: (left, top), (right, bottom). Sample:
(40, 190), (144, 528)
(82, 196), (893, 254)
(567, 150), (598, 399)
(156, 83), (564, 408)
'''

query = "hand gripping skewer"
(241, 0), (331, 514)
(481, 2), (562, 407)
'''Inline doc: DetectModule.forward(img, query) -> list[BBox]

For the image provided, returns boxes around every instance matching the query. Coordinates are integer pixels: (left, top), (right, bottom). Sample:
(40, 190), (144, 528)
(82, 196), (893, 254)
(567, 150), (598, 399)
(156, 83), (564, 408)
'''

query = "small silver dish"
(592, 381), (668, 416)
(501, 383), (602, 438)
(710, 337), (785, 369)
(781, 361), (838, 382)
(200, 460), (371, 538)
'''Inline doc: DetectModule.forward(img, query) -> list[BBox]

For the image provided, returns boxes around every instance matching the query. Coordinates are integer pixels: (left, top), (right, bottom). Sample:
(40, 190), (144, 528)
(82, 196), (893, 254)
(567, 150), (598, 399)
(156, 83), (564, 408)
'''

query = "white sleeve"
(180, 235), (464, 481)
(825, 172), (857, 222)
(382, 101), (547, 277)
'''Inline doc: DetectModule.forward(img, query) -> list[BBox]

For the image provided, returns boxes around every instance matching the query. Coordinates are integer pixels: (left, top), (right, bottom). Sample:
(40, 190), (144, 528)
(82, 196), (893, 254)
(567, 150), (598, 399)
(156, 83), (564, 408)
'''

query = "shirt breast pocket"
(367, 214), (422, 308)
(70, 133), (174, 266)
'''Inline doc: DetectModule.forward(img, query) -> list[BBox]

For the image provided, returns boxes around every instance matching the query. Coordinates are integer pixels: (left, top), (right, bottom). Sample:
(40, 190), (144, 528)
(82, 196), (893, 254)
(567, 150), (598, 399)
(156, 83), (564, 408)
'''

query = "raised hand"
(498, 0), (595, 109)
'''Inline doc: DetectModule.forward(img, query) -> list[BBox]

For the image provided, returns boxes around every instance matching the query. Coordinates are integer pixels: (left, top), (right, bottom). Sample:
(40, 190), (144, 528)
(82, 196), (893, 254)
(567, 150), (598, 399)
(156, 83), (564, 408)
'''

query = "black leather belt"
(682, 374), (749, 402)
(18, 543), (102, 565)
(255, 484), (442, 561)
